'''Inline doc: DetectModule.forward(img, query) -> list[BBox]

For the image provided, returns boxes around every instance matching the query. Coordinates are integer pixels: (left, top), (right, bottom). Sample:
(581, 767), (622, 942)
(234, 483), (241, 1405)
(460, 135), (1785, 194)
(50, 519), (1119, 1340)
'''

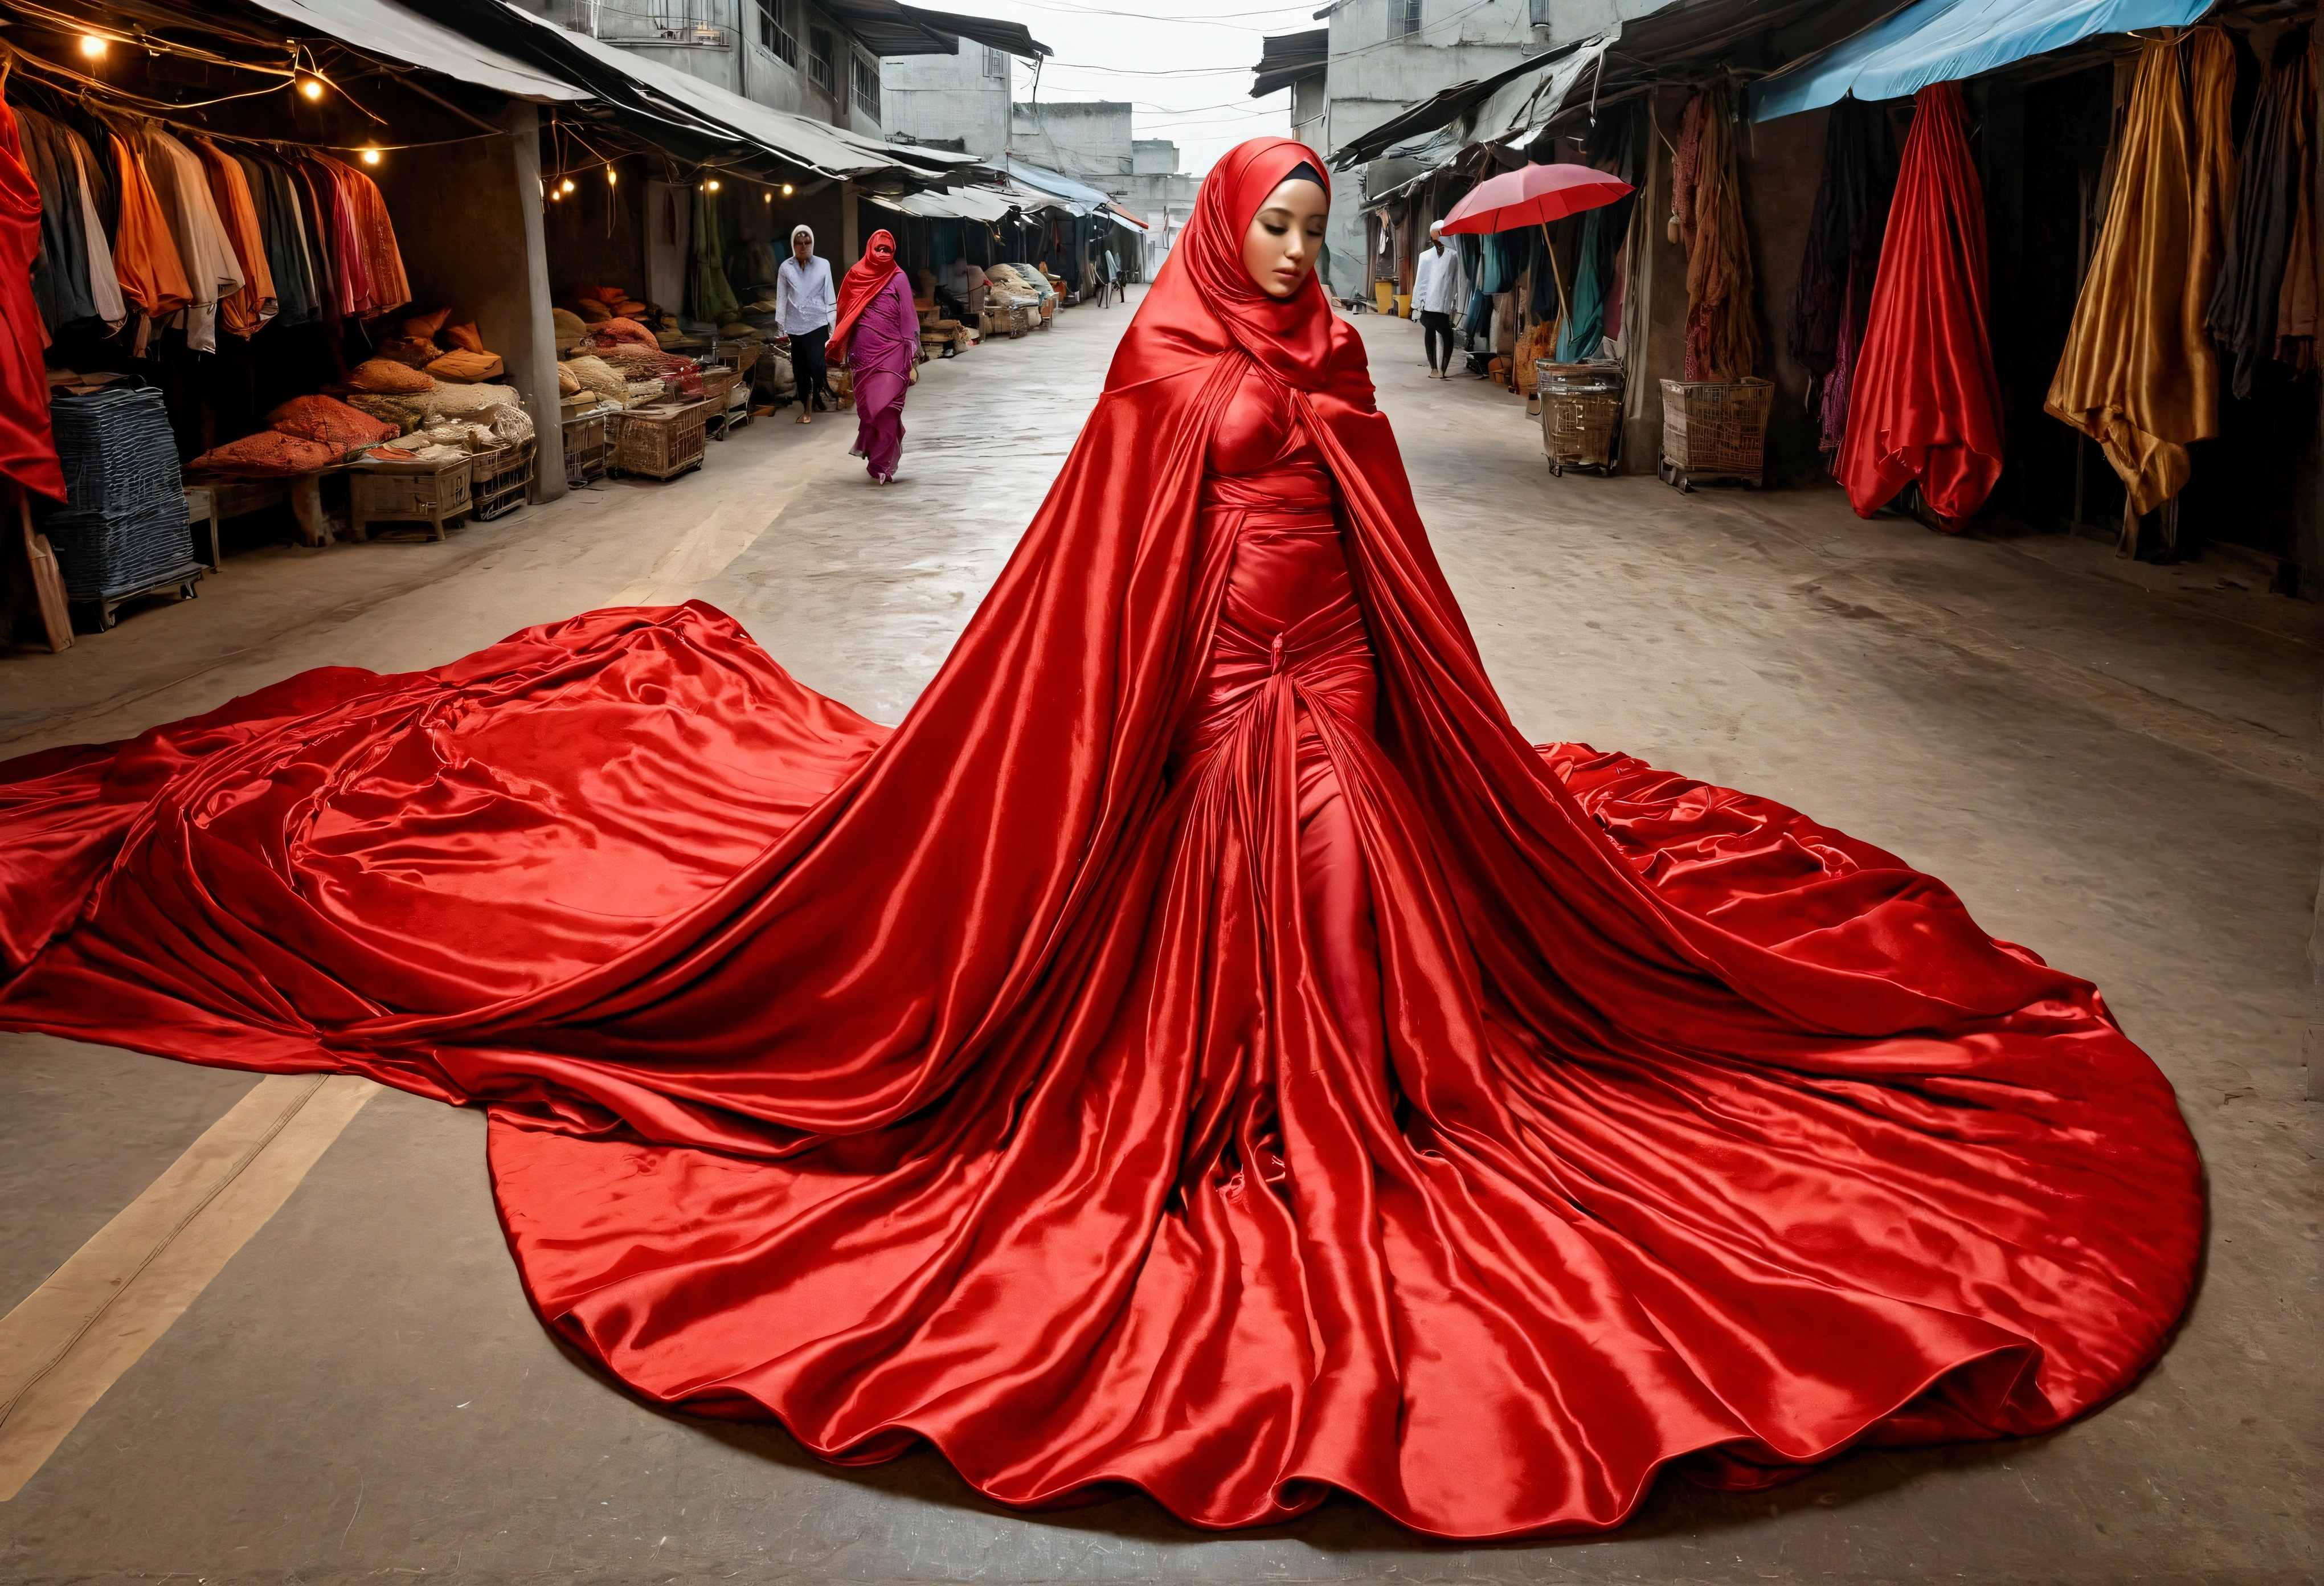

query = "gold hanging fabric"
(2044, 28), (2236, 521)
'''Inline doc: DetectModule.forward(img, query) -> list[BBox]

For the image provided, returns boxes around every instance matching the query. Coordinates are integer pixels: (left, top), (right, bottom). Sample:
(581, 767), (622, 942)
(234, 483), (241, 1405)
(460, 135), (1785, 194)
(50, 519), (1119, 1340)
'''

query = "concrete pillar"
(374, 101), (566, 502)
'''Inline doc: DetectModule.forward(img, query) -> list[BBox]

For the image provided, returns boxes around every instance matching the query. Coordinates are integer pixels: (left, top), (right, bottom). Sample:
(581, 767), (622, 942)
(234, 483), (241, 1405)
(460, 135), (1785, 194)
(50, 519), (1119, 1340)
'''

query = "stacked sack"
(43, 386), (196, 603)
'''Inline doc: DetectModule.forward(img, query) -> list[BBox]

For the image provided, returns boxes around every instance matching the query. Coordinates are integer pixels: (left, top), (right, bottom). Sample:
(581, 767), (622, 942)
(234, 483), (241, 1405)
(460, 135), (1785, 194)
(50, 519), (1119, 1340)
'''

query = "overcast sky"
(975, 0), (1324, 178)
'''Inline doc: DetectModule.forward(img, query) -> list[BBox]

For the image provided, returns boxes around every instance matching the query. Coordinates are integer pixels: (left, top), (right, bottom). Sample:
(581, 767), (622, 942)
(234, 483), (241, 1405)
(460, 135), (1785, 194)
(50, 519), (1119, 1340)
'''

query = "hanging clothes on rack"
(2045, 28), (2235, 522)
(1790, 96), (1891, 467)
(1674, 85), (1756, 381)
(102, 122), (192, 329)
(66, 132), (125, 332)
(2208, 26), (2315, 396)
(239, 153), (315, 326)
(1839, 82), (2003, 532)
(142, 128), (243, 353)
(13, 107), (94, 332)
(194, 137), (276, 338)
(318, 154), (407, 317)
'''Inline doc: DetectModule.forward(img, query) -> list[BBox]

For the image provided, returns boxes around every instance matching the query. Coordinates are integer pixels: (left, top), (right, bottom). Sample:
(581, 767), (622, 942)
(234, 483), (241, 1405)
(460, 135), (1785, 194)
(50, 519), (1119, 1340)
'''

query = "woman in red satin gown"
(0, 141), (2200, 1540)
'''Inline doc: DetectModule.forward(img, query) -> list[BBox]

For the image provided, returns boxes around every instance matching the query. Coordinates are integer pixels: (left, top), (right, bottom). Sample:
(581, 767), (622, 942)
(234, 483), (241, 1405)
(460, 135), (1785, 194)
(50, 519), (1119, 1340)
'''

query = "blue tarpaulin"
(1746, 0), (2216, 122)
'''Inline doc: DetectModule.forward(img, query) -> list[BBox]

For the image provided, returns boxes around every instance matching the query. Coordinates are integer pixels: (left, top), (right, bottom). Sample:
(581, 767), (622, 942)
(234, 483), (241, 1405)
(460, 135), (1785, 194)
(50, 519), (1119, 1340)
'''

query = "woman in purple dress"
(830, 230), (920, 485)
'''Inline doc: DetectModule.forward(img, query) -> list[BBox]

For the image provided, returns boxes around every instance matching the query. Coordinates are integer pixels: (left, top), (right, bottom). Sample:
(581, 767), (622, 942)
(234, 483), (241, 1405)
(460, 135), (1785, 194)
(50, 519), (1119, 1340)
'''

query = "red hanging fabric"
(1838, 83), (2003, 530)
(0, 137), (2199, 1539)
(0, 88), (64, 500)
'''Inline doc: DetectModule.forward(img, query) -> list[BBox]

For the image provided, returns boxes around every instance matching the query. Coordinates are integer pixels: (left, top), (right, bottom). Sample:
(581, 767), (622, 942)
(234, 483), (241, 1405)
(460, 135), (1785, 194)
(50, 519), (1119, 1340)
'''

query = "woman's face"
(1241, 177), (1328, 299)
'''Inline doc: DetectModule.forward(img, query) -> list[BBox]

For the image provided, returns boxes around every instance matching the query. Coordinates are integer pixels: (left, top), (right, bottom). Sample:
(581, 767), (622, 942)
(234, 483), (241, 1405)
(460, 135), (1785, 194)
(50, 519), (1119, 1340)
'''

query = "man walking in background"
(776, 224), (836, 424)
(1411, 220), (1462, 381)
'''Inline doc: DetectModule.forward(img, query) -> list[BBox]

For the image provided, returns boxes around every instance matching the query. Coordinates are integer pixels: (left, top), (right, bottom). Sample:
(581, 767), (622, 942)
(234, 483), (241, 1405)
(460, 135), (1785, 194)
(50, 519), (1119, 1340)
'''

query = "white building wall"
(519, 0), (872, 127)
(883, 49), (1012, 159)
(1009, 100), (1135, 189)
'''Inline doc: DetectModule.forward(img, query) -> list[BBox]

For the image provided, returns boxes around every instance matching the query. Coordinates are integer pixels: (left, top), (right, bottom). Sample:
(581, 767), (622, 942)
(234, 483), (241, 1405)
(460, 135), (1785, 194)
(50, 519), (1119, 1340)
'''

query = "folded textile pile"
(44, 386), (196, 598)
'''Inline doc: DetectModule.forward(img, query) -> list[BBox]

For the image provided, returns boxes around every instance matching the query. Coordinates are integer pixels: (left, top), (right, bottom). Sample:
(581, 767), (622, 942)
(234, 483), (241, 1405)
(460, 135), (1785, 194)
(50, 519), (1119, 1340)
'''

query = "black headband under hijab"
(1283, 161), (1326, 189)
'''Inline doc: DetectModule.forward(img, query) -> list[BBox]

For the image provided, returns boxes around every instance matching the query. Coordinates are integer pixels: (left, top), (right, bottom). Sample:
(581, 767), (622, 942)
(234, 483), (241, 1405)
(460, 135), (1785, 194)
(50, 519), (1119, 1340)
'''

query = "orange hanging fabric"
(106, 127), (192, 321)
(2044, 28), (2236, 518)
(1674, 85), (1756, 381)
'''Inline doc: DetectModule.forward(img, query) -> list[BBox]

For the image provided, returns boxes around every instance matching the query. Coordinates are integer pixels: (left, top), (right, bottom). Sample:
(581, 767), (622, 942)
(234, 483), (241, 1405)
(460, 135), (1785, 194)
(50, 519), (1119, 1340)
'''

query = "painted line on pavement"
(0, 1073), (375, 1500)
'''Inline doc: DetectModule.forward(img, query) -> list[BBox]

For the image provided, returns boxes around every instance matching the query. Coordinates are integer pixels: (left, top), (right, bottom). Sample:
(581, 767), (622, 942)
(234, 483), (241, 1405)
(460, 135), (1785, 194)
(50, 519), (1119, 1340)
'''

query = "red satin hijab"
(830, 227), (898, 362)
(0, 137), (2200, 1539)
(1124, 137), (1360, 394)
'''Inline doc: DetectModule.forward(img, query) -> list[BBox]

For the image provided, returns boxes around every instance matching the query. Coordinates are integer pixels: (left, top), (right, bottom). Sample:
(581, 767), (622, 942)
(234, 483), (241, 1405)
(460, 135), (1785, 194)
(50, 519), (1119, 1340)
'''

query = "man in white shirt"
(1410, 220), (1463, 381)
(774, 224), (836, 423)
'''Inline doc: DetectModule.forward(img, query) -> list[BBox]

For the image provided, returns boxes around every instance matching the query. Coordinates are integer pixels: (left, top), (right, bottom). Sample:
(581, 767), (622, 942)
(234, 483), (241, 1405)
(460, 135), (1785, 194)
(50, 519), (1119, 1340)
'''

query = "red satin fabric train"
(1839, 84), (2006, 530)
(0, 139), (2199, 1539)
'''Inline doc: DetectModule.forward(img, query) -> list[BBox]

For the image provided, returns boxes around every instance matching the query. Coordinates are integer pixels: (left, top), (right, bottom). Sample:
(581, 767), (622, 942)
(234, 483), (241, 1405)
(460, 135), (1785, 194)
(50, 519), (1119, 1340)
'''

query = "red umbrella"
(1436, 162), (1632, 235)
(1434, 162), (1632, 327)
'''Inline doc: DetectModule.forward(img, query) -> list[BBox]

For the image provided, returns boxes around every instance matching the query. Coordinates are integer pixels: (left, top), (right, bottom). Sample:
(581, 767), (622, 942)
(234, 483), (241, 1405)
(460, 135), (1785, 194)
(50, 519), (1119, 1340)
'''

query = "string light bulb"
(298, 75), (325, 100)
(560, 177), (575, 193)
(763, 191), (772, 203)
(782, 183), (793, 195)
(79, 35), (107, 59)
(705, 178), (721, 191)
(606, 167), (617, 186)
(361, 146), (382, 165)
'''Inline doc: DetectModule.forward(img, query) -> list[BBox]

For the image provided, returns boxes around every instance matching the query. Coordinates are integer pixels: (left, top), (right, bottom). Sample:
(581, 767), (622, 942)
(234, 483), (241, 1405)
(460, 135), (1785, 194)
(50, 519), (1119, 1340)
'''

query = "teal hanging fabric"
(1557, 209), (1605, 360)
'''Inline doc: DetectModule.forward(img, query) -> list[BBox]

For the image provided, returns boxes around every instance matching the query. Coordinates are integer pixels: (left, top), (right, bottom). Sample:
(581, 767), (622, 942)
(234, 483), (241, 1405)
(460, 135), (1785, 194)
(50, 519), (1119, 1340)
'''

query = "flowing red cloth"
(0, 136), (2199, 1539)
(0, 89), (64, 500)
(1838, 84), (2004, 531)
(829, 227), (899, 363)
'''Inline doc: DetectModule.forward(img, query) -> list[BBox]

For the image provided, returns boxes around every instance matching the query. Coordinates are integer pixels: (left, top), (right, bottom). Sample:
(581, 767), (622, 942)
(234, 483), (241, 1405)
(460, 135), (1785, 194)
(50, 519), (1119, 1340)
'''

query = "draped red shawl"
(0, 137), (2199, 1539)
(829, 227), (898, 363)
(1839, 84), (2004, 530)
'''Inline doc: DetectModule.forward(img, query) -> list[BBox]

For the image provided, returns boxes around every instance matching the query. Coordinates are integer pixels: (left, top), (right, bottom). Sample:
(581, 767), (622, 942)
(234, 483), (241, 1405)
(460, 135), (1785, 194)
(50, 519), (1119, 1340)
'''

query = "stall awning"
(1105, 202), (1148, 230)
(1251, 28), (1328, 98)
(485, 1), (972, 182)
(824, 0), (1051, 58)
(1003, 157), (1115, 212)
(870, 185), (1020, 222)
(1746, 0), (2218, 122)
(242, 0), (588, 101)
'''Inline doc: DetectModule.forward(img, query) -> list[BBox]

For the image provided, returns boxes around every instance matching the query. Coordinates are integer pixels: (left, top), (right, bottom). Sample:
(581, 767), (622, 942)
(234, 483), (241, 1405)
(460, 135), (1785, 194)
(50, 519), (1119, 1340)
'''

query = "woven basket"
(563, 412), (611, 485)
(351, 459), (472, 524)
(470, 439), (535, 521)
(612, 404), (707, 480)
(1538, 362), (1624, 472)
(1660, 378), (1771, 478)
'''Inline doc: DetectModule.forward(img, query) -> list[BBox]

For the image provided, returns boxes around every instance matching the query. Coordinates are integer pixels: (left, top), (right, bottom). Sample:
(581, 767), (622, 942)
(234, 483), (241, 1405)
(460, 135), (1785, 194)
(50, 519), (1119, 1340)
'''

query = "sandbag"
(348, 358), (435, 394)
(266, 394), (398, 451)
(426, 350), (507, 383)
(187, 431), (343, 475)
(562, 356), (626, 402)
(551, 308), (588, 345)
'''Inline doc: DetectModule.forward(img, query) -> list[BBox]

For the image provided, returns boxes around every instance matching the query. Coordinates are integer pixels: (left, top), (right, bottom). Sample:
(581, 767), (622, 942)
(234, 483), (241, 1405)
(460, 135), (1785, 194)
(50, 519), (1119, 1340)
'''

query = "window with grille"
(759, 0), (797, 62)
(1392, 0), (1421, 39)
(852, 53), (881, 118)
(982, 44), (1006, 79)
(809, 27), (836, 93)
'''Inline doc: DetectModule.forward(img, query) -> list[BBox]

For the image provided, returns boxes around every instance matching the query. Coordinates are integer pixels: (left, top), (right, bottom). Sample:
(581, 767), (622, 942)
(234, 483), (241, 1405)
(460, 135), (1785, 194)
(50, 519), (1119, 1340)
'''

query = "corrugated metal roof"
(242, 0), (588, 102)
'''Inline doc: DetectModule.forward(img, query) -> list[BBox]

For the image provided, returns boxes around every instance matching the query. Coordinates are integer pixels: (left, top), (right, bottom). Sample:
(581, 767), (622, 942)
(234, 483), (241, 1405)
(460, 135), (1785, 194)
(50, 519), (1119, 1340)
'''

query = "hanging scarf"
(687, 181), (739, 323)
(1676, 85), (1757, 381)
(2045, 28), (2235, 521)
(1789, 96), (1891, 458)
(1558, 115), (1639, 362)
(1838, 82), (2003, 530)
(2208, 26), (2315, 398)
(830, 227), (901, 362)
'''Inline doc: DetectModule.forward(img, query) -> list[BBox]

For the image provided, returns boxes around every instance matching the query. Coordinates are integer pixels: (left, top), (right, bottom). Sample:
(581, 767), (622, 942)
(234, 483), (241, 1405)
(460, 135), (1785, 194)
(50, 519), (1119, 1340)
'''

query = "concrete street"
(1, 289), (2317, 1586)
